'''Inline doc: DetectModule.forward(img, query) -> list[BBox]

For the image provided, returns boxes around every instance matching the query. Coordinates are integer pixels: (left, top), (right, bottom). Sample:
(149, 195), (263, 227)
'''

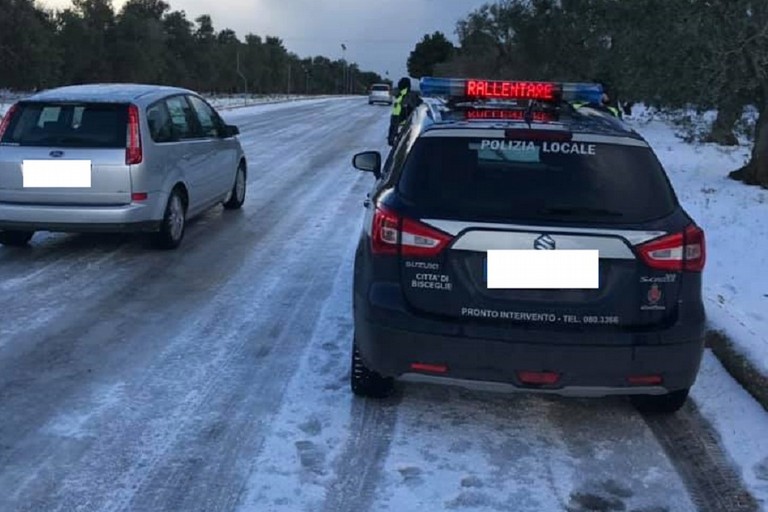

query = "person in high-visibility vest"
(572, 81), (622, 118)
(388, 77), (419, 145)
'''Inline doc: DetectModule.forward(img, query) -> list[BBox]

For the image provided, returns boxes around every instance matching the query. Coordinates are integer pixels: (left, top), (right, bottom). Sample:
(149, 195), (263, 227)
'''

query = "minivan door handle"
(363, 199), (371, 208)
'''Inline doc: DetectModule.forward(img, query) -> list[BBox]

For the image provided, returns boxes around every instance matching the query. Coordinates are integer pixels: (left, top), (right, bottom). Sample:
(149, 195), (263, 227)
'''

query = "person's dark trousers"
(387, 116), (399, 145)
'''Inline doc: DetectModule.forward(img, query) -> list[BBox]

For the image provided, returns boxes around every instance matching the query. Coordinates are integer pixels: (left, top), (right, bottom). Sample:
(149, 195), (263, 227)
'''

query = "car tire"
(152, 188), (186, 250)
(630, 388), (689, 414)
(0, 230), (34, 246)
(223, 163), (246, 210)
(350, 341), (394, 398)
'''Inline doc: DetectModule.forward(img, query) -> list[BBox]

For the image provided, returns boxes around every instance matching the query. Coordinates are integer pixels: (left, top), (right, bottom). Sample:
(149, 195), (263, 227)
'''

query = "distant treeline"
(0, 0), (385, 95)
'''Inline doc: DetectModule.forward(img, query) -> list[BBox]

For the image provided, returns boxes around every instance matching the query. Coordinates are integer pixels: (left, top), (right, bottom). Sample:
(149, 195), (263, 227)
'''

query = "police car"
(349, 77), (706, 414)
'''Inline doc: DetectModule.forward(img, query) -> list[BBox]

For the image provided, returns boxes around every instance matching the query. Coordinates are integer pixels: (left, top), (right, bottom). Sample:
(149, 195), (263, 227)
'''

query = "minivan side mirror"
(222, 124), (239, 137)
(352, 151), (381, 177)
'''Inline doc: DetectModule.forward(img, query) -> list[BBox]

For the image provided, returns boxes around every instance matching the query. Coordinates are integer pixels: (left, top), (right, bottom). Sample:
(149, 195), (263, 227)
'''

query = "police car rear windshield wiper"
(538, 205), (624, 217)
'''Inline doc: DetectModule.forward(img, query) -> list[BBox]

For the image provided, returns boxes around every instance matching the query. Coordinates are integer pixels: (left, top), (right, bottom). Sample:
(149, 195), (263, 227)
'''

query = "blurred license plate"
(22, 160), (92, 188)
(485, 250), (599, 289)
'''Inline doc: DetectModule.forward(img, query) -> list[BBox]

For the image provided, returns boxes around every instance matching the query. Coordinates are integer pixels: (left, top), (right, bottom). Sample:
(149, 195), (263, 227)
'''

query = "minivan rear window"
(397, 136), (678, 223)
(1, 102), (128, 148)
(372, 85), (390, 92)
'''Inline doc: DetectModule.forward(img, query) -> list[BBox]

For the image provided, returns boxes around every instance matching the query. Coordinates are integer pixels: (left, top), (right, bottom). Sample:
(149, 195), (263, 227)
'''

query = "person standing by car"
(572, 79), (622, 118)
(387, 77), (420, 145)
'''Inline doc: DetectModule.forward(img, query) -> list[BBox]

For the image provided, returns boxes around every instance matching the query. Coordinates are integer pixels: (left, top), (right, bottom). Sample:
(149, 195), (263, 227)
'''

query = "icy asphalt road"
(0, 98), (759, 512)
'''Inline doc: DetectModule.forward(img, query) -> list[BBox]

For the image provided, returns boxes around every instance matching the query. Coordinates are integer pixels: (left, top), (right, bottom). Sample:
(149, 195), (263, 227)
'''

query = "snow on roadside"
(626, 107), (768, 376)
(0, 93), (353, 118)
(205, 94), (342, 110)
(631, 107), (768, 509)
(691, 351), (768, 509)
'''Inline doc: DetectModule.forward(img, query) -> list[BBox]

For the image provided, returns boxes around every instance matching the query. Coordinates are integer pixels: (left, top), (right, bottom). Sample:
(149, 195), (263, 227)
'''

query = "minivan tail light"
(636, 224), (706, 272)
(126, 104), (142, 165)
(370, 206), (453, 257)
(0, 103), (19, 140)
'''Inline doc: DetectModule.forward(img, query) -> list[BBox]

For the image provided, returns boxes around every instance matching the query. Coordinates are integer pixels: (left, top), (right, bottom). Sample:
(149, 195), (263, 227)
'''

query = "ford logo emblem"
(49, 150), (64, 158)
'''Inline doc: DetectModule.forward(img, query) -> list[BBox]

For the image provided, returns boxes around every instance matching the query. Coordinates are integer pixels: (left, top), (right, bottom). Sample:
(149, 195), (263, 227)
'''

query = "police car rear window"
(396, 136), (678, 223)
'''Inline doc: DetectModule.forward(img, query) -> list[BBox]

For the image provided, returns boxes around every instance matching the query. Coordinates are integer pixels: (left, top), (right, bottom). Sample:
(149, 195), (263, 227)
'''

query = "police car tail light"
(126, 103), (143, 165)
(371, 206), (400, 255)
(517, 371), (560, 385)
(683, 224), (706, 272)
(627, 375), (663, 386)
(636, 225), (705, 272)
(410, 362), (448, 374)
(0, 103), (19, 140)
(401, 217), (453, 257)
(371, 206), (453, 257)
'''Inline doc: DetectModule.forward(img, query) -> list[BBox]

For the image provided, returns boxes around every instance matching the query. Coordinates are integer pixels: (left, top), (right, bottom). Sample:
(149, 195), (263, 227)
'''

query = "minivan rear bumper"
(369, 94), (392, 104)
(0, 200), (161, 233)
(354, 287), (706, 395)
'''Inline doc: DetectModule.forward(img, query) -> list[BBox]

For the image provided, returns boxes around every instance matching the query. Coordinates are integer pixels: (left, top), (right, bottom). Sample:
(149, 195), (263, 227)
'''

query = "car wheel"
(152, 188), (186, 250)
(0, 230), (34, 246)
(350, 340), (394, 398)
(630, 388), (689, 414)
(223, 163), (246, 210)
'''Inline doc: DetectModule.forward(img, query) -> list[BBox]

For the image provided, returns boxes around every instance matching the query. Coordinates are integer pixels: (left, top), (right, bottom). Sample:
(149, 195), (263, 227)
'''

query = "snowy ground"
(625, 108), (768, 376)
(0, 98), (766, 511)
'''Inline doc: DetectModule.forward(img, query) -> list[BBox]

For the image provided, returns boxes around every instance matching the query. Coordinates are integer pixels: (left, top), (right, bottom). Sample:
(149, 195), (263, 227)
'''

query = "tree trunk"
(729, 102), (768, 188)
(705, 103), (741, 146)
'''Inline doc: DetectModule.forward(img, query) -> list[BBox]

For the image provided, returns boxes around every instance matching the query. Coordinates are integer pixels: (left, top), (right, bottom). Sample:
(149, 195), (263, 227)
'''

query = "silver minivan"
(368, 84), (392, 105)
(0, 83), (247, 249)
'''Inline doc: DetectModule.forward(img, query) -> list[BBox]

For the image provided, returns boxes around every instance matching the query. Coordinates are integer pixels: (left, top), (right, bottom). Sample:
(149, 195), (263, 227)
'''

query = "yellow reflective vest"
(572, 101), (620, 118)
(392, 89), (408, 117)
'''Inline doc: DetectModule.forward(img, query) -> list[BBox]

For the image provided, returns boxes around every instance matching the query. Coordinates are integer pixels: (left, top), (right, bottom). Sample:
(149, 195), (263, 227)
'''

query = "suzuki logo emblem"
(49, 150), (64, 158)
(534, 234), (556, 250)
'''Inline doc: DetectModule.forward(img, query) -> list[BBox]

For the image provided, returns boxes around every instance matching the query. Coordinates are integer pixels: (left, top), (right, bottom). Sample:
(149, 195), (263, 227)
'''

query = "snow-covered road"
(0, 98), (762, 512)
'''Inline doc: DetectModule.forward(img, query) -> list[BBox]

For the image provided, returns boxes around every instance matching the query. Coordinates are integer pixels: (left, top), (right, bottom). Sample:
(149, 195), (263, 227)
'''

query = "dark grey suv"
(349, 78), (706, 414)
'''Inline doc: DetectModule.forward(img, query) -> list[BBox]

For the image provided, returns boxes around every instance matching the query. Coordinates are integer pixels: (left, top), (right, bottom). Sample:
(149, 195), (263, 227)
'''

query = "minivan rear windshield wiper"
(538, 205), (624, 217)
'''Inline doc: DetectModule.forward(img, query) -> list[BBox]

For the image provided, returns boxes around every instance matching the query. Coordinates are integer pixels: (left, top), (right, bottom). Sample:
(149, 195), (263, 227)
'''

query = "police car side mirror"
(352, 151), (381, 177)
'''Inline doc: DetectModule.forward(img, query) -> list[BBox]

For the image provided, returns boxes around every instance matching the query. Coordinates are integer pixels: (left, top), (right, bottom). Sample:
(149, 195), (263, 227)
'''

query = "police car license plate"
(485, 251), (599, 289)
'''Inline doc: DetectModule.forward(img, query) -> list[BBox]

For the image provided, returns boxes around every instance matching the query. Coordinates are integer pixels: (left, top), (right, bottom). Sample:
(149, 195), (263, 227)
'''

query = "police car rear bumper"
(354, 289), (705, 395)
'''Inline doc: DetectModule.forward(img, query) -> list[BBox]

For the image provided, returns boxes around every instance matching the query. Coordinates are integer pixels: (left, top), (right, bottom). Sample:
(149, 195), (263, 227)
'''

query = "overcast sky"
(40, 0), (492, 80)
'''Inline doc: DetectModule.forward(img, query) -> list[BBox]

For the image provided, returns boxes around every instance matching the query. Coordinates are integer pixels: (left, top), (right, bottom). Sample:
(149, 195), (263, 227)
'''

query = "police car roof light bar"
(419, 77), (603, 104)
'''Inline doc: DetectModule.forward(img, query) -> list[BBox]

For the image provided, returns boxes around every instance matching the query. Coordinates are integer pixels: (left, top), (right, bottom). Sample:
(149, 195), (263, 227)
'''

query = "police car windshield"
(397, 136), (678, 223)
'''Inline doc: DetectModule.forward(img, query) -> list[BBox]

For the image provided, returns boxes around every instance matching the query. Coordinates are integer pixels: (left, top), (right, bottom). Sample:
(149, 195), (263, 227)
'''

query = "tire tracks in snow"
(644, 402), (760, 512)
(319, 395), (401, 512)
